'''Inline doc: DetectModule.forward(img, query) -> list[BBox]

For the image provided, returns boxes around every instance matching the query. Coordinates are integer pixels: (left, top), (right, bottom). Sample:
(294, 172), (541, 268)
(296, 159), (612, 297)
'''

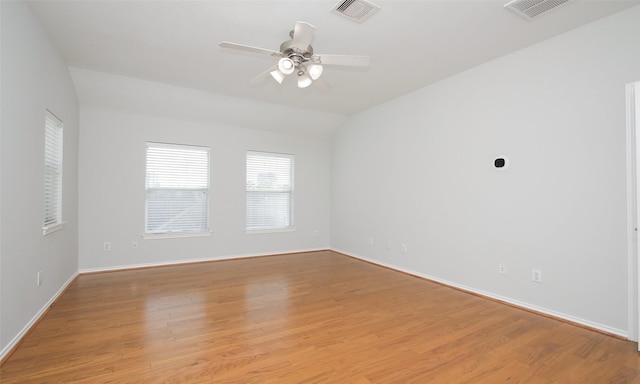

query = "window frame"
(245, 151), (295, 234)
(144, 141), (211, 239)
(43, 110), (64, 235)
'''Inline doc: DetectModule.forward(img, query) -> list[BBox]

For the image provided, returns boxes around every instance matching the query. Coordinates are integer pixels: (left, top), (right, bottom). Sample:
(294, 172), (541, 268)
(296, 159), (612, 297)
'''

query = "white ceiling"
(28, 0), (640, 117)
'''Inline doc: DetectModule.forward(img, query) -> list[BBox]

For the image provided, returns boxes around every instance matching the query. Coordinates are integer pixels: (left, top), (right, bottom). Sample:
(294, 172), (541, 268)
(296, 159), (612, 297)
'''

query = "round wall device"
(494, 156), (509, 170)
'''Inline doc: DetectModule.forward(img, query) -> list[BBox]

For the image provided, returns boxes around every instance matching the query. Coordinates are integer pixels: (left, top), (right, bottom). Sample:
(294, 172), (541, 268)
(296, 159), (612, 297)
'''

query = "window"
(43, 110), (64, 235)
(246, 151), (294, 232)
(145, 142), (210, 237)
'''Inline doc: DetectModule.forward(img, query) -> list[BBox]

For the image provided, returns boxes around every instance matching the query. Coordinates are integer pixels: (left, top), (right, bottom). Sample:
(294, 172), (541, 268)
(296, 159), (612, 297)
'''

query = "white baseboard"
(332, 248), (628, 339)
(78, 248), (327, 274)
(0, 271), (79, 362)
(5, 247), (623, 365)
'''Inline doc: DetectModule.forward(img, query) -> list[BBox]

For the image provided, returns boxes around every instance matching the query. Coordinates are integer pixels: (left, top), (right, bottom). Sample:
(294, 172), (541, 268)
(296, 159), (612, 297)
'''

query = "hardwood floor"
(2, 250), (640, 383)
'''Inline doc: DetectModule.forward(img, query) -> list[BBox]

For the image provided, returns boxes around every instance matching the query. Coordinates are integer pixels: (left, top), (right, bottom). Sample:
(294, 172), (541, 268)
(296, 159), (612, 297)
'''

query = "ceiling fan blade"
(219, 42), (282, 58)
(291, 21), (316, 52)
(313, 77), (332, 92)
(250, 67), (272, 86)
(250, 65), (287, 87)
(313, 54), (370, 67)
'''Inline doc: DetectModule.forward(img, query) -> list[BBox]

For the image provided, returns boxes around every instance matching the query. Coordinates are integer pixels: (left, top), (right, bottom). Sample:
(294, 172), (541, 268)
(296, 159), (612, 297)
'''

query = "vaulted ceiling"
(28, 0), (640, 117)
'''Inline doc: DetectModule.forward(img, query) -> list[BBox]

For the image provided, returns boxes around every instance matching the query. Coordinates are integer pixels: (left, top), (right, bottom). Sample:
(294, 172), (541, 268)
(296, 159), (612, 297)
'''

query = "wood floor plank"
(1, 250), (639, 383)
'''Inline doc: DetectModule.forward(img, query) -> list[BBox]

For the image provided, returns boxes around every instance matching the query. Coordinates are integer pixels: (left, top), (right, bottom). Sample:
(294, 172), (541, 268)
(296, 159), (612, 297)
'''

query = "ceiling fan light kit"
(297, 73), (313, 89)
(277, 57), (295, 74)
(308, 63), (323, 80)
(219, 21), (370, 89)
(269, 69), (285, 84)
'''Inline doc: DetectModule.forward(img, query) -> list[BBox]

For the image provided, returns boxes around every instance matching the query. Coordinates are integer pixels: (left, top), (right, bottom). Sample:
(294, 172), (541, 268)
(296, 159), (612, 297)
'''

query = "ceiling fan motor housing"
(280, 40), (313, 62)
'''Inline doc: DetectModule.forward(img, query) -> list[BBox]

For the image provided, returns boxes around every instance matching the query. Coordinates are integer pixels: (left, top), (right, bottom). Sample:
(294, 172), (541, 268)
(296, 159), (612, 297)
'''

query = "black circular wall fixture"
(493, 156), (509, 170)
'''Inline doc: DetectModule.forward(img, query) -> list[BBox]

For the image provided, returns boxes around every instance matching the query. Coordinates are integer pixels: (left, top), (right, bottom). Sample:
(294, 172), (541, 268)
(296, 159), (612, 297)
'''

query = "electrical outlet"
(131, 241), (138, 249)
(37, 271), (43, 287)
(401, 243), (407, 253)
(104, 242), (112, 251)
(532, 268), (542, 283)
(498, 264), (507, 275)
(368, 238), (374, 246)
(314, 230), (319, 237)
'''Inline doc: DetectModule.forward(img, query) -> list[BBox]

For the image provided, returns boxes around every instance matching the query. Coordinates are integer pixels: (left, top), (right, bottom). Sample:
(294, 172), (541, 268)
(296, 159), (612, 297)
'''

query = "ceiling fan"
(219, 21), (370, 89)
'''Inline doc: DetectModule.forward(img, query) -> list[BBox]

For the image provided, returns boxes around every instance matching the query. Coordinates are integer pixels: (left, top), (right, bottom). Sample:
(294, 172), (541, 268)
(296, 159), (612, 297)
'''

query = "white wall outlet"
(314, 230), (319, 237)
(498, 264), (507, 275)
(368, 238), (374, 246)
(104, 242), (112, 251)
(131, 241), (138, 249)
(37, 271), (43, 286)
(532, 268), (542, 283)
(401, 243), (407, 253)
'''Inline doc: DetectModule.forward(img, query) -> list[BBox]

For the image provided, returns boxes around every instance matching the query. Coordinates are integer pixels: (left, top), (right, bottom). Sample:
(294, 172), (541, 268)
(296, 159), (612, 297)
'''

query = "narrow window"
(246, 151), (294, 232)
(43, 110), (64, 235)
(145, 142), (210, 237)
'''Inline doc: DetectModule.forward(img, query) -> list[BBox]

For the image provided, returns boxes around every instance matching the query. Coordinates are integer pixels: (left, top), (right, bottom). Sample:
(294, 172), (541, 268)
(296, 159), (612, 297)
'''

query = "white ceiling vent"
(504, 0), (570, 20)
(331, 0), (380, 23)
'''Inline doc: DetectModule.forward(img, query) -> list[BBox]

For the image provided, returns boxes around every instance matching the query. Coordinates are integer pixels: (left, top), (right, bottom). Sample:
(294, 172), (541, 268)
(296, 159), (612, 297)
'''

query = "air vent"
(331, 0), (380, 23)
(504, 0), (570, 20)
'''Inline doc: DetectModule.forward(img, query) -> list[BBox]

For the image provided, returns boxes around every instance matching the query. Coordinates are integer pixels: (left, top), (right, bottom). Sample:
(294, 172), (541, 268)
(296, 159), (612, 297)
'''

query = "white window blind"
(145, 142), (210, 235)
(43, 110), (63, 234)
(246, 151), (294, 231)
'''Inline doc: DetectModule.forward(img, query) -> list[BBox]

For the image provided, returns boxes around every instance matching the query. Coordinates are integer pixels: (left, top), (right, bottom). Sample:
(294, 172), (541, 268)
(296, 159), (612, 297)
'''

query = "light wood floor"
(2, 251), (640, 383)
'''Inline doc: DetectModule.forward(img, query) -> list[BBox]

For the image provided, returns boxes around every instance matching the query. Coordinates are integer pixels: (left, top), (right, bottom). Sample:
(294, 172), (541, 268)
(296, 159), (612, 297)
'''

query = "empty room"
(2, 0), (640, 382)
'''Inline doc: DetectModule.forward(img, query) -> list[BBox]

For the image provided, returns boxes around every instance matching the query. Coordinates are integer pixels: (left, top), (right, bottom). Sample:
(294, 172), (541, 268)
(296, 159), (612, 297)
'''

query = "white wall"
(331, 5), (640, 337)
(0, 1), (79, 357)
(74, 70), (332, 271)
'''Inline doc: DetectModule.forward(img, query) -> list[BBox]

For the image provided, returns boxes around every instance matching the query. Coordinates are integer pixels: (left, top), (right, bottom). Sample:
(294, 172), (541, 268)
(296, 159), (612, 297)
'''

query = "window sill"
(246, 226), (296, 235)
(43, 222), (66, 236)
(142, 231), (212, 240)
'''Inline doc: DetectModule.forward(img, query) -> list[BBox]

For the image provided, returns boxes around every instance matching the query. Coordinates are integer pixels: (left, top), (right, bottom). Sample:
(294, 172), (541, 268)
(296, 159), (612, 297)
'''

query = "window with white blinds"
(43, 110), (64, 235)
(246, 151), (294, 232)
(145, 142), (210, 236)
